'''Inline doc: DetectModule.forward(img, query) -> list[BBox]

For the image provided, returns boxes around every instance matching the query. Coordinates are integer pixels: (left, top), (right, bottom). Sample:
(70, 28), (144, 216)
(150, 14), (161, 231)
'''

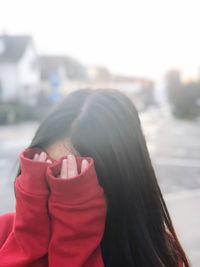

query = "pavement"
(0, 108), (200, 266)
(0, 122), (39, 214)
(140, 107), (200, 266)
(165, 190), (200, 267)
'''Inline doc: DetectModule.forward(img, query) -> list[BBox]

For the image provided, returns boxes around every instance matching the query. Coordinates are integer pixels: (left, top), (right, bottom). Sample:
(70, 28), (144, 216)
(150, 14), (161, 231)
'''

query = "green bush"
(165, 71), (200, 119)
(0, 103), (51, 124)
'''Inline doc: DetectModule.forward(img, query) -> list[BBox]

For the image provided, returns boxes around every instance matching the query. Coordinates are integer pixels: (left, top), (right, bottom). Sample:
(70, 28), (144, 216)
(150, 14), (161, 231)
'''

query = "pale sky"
(0, 0), (200, 79)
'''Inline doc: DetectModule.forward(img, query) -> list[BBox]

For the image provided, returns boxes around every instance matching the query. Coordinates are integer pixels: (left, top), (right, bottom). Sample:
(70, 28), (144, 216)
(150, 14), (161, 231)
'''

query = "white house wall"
(18, 44), (40, 85)
(0, 63), (19, 101)
(17, 44), (40, 104)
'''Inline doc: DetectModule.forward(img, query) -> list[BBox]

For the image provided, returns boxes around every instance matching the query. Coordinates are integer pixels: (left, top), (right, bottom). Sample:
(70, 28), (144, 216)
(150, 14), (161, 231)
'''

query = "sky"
(0, 0), (200, 79)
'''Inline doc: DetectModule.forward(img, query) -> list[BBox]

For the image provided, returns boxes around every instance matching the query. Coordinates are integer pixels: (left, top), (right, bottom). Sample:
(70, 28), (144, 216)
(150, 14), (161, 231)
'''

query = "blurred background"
(0, 0), (200, 266)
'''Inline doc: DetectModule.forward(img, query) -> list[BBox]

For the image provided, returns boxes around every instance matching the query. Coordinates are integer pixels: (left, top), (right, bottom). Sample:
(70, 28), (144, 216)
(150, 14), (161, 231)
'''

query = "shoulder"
(0, 212), (15, 248)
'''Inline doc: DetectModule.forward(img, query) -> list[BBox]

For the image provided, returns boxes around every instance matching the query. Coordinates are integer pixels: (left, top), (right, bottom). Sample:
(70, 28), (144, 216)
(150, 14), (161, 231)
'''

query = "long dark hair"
(15, 88), (189, 267)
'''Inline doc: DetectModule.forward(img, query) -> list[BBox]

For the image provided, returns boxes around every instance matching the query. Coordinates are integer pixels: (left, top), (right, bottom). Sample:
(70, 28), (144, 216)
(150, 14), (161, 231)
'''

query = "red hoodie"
(0, 147), (107, 267)
(0, 148), (184, 267)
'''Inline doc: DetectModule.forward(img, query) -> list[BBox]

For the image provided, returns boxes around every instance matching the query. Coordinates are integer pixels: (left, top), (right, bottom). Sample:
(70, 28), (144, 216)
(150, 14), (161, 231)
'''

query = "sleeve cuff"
(15, 147), (51, 195)
(46, 155), (102, 204)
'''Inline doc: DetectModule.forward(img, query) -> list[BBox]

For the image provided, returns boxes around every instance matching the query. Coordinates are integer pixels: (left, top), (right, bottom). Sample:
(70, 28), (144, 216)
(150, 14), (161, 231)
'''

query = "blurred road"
(0, 122), (39, 214)
(0, 107), (200, 266)
(140, 107), (200, 267)
(140, 107), (200, 194)
(165, 190), (200, 267)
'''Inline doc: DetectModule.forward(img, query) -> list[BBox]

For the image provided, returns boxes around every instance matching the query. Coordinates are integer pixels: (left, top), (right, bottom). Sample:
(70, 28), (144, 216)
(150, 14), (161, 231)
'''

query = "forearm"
(46, 156), (106, 267)
(0, 148), (50, 267)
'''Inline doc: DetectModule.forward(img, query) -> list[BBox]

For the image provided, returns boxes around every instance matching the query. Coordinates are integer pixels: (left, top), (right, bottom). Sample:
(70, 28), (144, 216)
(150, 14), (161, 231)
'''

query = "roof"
(39, 55), (87, 81)
(0, 35), (32, 63)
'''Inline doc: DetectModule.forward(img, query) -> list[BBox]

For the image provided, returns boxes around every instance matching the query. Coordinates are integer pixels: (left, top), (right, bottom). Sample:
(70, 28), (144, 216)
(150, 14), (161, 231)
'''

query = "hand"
(59, 154), (89, 179)
(33, 151), (53, 164)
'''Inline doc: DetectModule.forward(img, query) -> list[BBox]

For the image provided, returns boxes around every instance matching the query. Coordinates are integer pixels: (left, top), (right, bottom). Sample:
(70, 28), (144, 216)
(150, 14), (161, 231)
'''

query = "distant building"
(177, 64), (200, 84)
(0, 35), (40, 104)
(86, 66), (112, 82)
(39, 55), (88, 101)
(40, 55), (86, 81)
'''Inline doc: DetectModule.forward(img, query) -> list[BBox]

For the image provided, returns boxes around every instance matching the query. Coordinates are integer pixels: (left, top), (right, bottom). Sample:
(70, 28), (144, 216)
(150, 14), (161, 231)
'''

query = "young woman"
(0, 88), (189, 267)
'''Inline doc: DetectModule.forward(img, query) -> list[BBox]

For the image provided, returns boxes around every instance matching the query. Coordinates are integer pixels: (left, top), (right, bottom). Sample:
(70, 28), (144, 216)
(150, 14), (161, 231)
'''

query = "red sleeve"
(0, 148), (51, 267)
(0, 212), (15, 249)
(46, 155), (107, 267)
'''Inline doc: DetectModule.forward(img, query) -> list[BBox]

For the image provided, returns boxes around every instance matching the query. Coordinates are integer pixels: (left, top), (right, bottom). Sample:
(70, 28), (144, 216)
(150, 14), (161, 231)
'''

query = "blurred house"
(39, 55), (87, 101)
(39, 56), (155, 109)
(86, 67), (155, 110)
(112, 75), (155, 110)
(0, 34), (40, 105)
(177, 64), (200, 84)
(86, 66), (112, 83)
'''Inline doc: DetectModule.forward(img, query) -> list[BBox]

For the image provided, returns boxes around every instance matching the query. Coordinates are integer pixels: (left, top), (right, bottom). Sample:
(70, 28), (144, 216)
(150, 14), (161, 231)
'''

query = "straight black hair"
(15, 88), (189, 267)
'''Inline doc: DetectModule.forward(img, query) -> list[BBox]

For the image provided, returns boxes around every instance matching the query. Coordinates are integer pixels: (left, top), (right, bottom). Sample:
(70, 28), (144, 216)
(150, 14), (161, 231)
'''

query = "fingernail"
(68, 154), (74, 160)
(62, 159), (67, 164)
